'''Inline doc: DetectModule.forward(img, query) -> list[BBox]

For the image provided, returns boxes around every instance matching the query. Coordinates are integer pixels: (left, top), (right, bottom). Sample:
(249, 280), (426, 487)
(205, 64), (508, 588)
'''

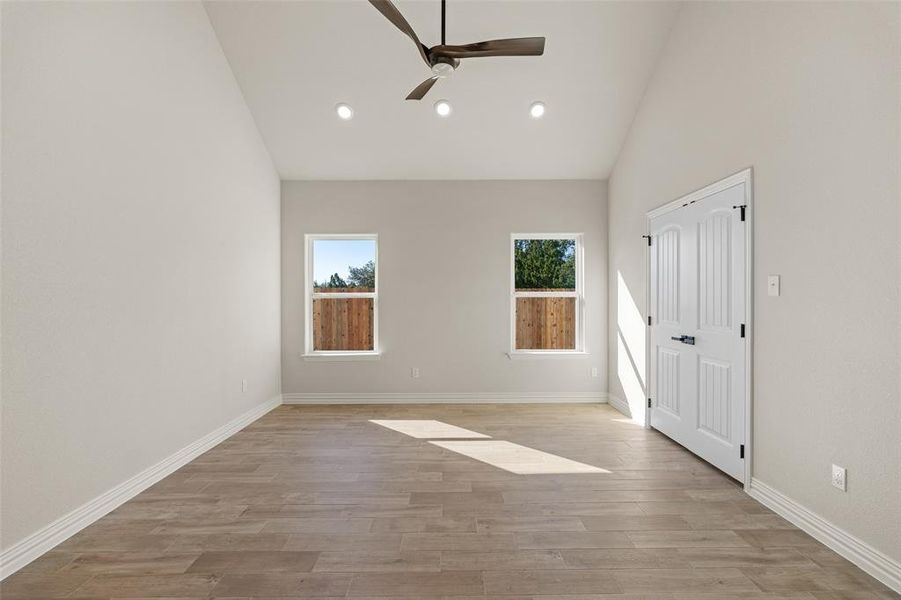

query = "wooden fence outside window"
(312, 288), (374, 351)
(311, 287), (575, 351)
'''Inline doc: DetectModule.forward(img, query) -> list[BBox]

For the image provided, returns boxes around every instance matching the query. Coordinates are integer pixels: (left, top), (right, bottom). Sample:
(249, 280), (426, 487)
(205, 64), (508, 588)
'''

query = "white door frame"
(644, 168), (754, 489)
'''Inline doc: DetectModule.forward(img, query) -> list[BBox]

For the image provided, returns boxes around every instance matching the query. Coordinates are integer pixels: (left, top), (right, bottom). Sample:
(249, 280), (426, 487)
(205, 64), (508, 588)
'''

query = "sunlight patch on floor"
(429, 440), (609, 475)
(369, 419), (491, 439)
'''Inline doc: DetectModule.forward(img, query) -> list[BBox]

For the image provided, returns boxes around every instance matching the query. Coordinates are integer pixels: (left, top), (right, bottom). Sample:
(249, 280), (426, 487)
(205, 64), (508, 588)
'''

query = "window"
(305, 234), (378, 357)
(511, 234), (584, 354)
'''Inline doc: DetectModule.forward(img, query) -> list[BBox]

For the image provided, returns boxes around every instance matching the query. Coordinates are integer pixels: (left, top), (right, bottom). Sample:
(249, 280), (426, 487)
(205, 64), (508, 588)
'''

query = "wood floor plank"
(370, 516), (477, 533)
(679, 547), (817, 568)
(612, 568), (760, 593)
(260, 517), (374, 533)
(59, 551), (201, 576)
(483, 568), (622, 595)
(312, 550), (441, 572)
(401, 532), (517, 551)
(628, 530), (752, 548)
(283, 532), (403, 551)
(440, 549), (568, 570)
(185, 550), (319, 574)
(581, 515), (693, 531)
(211, 572), (353, 597)
(165, 532), (290, 552)
(515, 530), (635, 549)
(0, 572), (93, 598)
(561, 548), (689, 569)
(70, 573), (221, 597)
(347, 570), (484, 596)
(477, 516), (587, 532)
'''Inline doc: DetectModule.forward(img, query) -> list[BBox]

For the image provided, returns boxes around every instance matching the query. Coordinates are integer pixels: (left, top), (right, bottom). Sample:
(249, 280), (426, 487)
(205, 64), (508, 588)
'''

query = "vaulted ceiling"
(204, 1), (678, 180)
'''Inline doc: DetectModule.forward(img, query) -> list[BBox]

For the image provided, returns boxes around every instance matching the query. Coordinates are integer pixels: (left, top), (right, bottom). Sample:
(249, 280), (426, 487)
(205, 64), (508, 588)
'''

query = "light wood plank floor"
(3, 404), (897, 599)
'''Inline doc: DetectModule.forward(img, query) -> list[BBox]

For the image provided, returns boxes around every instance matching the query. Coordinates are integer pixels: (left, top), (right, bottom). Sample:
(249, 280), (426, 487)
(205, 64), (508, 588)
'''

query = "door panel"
(698, 211), (732, 331)
(649, 181), (747, 480)
(655, 227), (680, 325)
(698, 357), (731, 442)
(656, 347), (681, 416)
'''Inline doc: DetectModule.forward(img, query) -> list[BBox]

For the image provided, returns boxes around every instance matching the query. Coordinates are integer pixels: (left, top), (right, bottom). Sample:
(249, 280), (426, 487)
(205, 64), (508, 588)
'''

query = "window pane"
(313, 297), (374, 351)
(313, 239), (376, 293)
(514, 239), (576, 291)
(515, 297), (576, 350)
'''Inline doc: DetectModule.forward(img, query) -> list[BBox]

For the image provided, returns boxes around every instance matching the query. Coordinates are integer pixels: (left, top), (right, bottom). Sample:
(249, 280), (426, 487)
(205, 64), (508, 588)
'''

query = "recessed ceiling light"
(529, 101), (546, 119)
(335, 103), (354, 120)
(434, 99), (452, 117)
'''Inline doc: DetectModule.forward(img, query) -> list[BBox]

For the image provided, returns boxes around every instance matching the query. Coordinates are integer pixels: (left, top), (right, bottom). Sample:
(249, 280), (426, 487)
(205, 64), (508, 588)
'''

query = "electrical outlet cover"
(831, 464), (846, 491)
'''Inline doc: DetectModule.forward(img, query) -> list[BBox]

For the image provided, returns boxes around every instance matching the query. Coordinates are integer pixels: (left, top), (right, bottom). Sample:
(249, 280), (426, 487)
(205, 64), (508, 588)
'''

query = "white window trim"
(303, 233), (380, 358)
(509, 233), (585, 356)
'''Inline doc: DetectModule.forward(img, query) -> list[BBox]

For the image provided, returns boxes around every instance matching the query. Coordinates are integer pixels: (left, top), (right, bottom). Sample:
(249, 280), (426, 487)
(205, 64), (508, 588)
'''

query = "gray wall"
(1, 2), (281, 550)
(282, 180), (607, 398)
(607, 2), (900, 561)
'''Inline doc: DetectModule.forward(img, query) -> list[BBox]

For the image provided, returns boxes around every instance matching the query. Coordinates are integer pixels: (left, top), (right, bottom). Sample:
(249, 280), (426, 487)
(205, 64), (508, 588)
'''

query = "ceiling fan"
(368, 0), (546, 100)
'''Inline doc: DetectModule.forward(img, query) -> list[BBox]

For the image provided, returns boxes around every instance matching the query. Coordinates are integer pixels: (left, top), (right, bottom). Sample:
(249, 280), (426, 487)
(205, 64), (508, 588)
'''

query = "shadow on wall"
(616, 270), (647, 422)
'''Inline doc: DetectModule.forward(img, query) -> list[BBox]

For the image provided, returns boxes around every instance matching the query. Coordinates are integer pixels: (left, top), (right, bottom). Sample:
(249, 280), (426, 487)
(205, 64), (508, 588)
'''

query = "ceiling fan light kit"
(368, 0), (546, 101)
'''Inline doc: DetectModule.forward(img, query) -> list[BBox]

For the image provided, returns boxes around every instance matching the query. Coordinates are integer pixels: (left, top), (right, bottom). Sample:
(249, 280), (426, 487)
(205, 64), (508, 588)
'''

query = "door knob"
(671, 335), (696, 345)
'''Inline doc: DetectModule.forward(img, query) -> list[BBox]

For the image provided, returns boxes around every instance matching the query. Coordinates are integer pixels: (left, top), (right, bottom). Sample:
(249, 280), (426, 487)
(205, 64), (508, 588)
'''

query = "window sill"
(506, 351), (589, 360)
(302, 352), (381, 362)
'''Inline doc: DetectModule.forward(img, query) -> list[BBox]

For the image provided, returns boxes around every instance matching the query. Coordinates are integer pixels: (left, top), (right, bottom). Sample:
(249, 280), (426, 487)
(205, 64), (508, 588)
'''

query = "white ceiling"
(204, 1), (678, 180)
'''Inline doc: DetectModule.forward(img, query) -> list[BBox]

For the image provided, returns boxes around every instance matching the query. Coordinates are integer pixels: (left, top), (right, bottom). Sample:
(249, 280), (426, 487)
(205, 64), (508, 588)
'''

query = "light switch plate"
(411, 367), (420, 379)
(768, 275), (781, 297)
(590, 367), (598, 378)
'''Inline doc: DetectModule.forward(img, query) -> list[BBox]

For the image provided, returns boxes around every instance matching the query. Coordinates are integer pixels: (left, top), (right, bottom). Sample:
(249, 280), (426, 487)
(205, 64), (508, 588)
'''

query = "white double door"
(649, 180), (747, 480)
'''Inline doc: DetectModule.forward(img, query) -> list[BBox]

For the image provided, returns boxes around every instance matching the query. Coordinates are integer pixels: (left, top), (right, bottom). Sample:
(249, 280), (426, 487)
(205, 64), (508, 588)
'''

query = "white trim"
(302, 352), (381, 362)
(647, 168), (753, 220)
(747, 478), (901, 594)
(645, 168), (754, 487)
(510, 234), (585, 354)
(0, 395), (282, 581)
(606, 393), (632, 418)
(283, 392), (606, 404)
(506, 351), (589, 360)
(304, 233), (379, 355)
(514, 291), (579, 298)
(310, 292), (376, 300)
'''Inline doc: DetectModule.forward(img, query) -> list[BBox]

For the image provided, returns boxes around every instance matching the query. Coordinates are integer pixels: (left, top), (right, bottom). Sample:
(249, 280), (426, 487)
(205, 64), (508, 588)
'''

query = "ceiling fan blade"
(406, 76), (439, 101)
(368, 0), (431, 66)
(431, 37), (545, 59)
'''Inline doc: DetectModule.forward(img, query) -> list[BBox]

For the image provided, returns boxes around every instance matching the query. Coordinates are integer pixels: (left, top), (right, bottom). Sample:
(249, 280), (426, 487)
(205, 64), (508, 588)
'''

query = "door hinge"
(642, 234), (652, 246)
(647, 398), (652, 409)
(733, 204), (747, 221)
(648, 316), (652, 326)
(740, 444), (745, 459)
(740, 323), (746, 338)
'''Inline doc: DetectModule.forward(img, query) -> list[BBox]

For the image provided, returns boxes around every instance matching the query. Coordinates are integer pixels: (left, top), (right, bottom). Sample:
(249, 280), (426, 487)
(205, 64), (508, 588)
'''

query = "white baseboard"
(606, 394), (632, 417)
(281, 392), (607, 404)
(0, 395), (282, 581)
(747, 478), (901, 594)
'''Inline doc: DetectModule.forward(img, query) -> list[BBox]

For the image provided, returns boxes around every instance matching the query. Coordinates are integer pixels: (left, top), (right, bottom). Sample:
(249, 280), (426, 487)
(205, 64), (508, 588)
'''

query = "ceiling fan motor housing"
(430, 56), (458, 77)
